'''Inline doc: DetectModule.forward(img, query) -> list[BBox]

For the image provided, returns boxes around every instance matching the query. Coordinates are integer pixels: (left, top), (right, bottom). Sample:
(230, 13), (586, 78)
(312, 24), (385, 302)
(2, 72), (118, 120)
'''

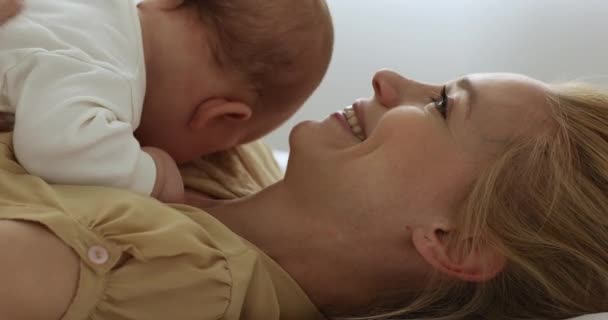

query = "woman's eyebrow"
(455, 77), (477, 120)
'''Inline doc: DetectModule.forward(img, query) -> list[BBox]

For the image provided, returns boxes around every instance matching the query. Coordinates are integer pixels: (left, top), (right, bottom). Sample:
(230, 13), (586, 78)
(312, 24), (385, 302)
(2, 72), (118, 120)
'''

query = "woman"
(0, 70), (607, 320)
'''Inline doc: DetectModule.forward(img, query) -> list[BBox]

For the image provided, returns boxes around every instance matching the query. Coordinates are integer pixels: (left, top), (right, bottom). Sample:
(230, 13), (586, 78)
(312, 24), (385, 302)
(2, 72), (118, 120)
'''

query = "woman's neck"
(204, 181), (426, 315)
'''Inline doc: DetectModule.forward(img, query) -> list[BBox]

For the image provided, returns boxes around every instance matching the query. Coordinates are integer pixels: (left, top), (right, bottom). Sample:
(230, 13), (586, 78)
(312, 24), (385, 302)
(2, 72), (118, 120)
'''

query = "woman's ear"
(411, 223), (505, 282)
(189, 98), (252, 131)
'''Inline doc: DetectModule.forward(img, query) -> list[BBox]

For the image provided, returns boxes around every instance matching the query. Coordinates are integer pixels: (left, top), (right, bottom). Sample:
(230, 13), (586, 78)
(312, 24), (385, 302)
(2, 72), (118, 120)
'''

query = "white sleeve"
(8, 53), (156, 195)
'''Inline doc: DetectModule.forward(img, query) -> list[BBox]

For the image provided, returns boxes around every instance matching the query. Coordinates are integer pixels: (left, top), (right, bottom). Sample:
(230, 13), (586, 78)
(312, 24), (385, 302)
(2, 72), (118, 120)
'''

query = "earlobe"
(189, 98), (252, 131)
(412, 225), (505, 283)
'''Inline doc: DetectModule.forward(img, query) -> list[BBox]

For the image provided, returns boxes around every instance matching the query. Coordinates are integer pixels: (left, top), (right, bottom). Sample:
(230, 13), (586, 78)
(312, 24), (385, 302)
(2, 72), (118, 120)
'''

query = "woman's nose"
(372, 69), (440, 110)
(372, 69), (403, 108)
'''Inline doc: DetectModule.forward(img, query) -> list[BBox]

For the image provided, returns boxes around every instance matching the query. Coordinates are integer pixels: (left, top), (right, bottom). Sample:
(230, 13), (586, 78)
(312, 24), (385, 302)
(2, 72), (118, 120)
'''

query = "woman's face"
(286, 71), (551, 229)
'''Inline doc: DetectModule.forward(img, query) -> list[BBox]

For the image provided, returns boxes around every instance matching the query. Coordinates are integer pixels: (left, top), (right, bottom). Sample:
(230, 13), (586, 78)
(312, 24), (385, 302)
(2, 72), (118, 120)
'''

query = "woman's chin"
(287, 120), (319, 151)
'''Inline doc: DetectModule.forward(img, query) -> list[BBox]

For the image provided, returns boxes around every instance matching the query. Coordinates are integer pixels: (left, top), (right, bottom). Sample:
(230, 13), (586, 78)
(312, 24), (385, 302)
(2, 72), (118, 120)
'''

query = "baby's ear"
(189, 98), (253, 152)
(189, 98), (252, 131)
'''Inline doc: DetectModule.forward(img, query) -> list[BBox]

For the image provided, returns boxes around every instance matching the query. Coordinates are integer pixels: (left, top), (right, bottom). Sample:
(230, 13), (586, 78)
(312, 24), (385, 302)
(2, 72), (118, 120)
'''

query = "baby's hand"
(0, 0), (23, 24)
(143, 147), (185, 204)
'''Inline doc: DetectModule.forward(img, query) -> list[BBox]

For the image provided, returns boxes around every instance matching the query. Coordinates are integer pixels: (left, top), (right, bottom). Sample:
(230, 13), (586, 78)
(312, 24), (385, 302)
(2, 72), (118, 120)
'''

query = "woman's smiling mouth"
(343, 105), (366, 141)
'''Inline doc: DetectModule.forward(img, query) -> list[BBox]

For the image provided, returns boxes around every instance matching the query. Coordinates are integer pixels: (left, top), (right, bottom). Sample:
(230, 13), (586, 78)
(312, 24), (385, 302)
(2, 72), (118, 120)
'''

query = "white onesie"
(0, 0), (156, 195)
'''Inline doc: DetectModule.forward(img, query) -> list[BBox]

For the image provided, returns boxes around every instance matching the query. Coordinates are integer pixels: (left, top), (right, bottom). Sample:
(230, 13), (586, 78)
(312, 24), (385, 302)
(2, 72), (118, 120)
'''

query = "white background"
(265, 0), (608, 150)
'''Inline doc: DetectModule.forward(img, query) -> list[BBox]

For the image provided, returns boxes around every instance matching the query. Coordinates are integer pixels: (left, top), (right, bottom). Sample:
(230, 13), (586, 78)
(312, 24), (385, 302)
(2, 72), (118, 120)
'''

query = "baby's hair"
(185, 0), (334, 110)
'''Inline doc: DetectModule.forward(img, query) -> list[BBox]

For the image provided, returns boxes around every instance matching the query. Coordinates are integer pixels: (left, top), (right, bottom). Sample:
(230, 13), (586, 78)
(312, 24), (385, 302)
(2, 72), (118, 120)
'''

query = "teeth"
(343, 106), (366, 141)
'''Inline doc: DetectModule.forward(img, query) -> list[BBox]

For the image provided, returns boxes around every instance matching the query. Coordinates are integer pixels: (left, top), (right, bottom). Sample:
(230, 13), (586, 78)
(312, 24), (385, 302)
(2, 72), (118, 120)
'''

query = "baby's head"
(136, 0), (334, 163)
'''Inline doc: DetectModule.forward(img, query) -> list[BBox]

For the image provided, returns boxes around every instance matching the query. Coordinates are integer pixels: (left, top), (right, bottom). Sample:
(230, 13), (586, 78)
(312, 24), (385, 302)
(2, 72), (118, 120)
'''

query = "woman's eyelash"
(431, 86), (449, 119)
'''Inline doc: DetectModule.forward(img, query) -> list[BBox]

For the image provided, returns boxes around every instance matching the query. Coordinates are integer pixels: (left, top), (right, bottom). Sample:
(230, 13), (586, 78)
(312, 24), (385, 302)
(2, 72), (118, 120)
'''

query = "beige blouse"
(0, 132), (324, 320)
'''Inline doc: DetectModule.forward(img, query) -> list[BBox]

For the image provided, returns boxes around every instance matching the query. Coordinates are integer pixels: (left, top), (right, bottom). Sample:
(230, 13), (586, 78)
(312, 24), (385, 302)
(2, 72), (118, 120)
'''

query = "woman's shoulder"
(0, 220), (79, 320)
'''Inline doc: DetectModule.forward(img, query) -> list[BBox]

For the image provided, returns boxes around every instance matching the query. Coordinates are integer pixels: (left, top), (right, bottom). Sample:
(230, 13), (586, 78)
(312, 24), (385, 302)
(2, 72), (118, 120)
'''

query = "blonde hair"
(354, 82), (608, 320)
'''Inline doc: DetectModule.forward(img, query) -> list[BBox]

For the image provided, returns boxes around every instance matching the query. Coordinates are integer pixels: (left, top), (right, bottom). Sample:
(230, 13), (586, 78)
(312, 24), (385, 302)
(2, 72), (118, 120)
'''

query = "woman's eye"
(432, 86), (449, 119)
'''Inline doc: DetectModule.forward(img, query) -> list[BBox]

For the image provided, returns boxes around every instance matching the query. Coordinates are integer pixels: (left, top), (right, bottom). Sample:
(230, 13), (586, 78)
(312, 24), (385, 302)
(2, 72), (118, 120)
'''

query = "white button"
(88, 245), (109, 265)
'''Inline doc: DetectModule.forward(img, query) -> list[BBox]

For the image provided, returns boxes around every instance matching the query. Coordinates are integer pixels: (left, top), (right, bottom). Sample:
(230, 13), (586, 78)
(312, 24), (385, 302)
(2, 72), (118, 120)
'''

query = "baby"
(0, 0), (333, 202)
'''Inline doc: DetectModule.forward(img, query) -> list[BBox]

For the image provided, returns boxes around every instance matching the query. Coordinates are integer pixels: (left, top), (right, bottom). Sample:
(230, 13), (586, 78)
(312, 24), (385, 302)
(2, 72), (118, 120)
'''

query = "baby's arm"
(10, 53), (183, 202)
(0, 0), (22, 24)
